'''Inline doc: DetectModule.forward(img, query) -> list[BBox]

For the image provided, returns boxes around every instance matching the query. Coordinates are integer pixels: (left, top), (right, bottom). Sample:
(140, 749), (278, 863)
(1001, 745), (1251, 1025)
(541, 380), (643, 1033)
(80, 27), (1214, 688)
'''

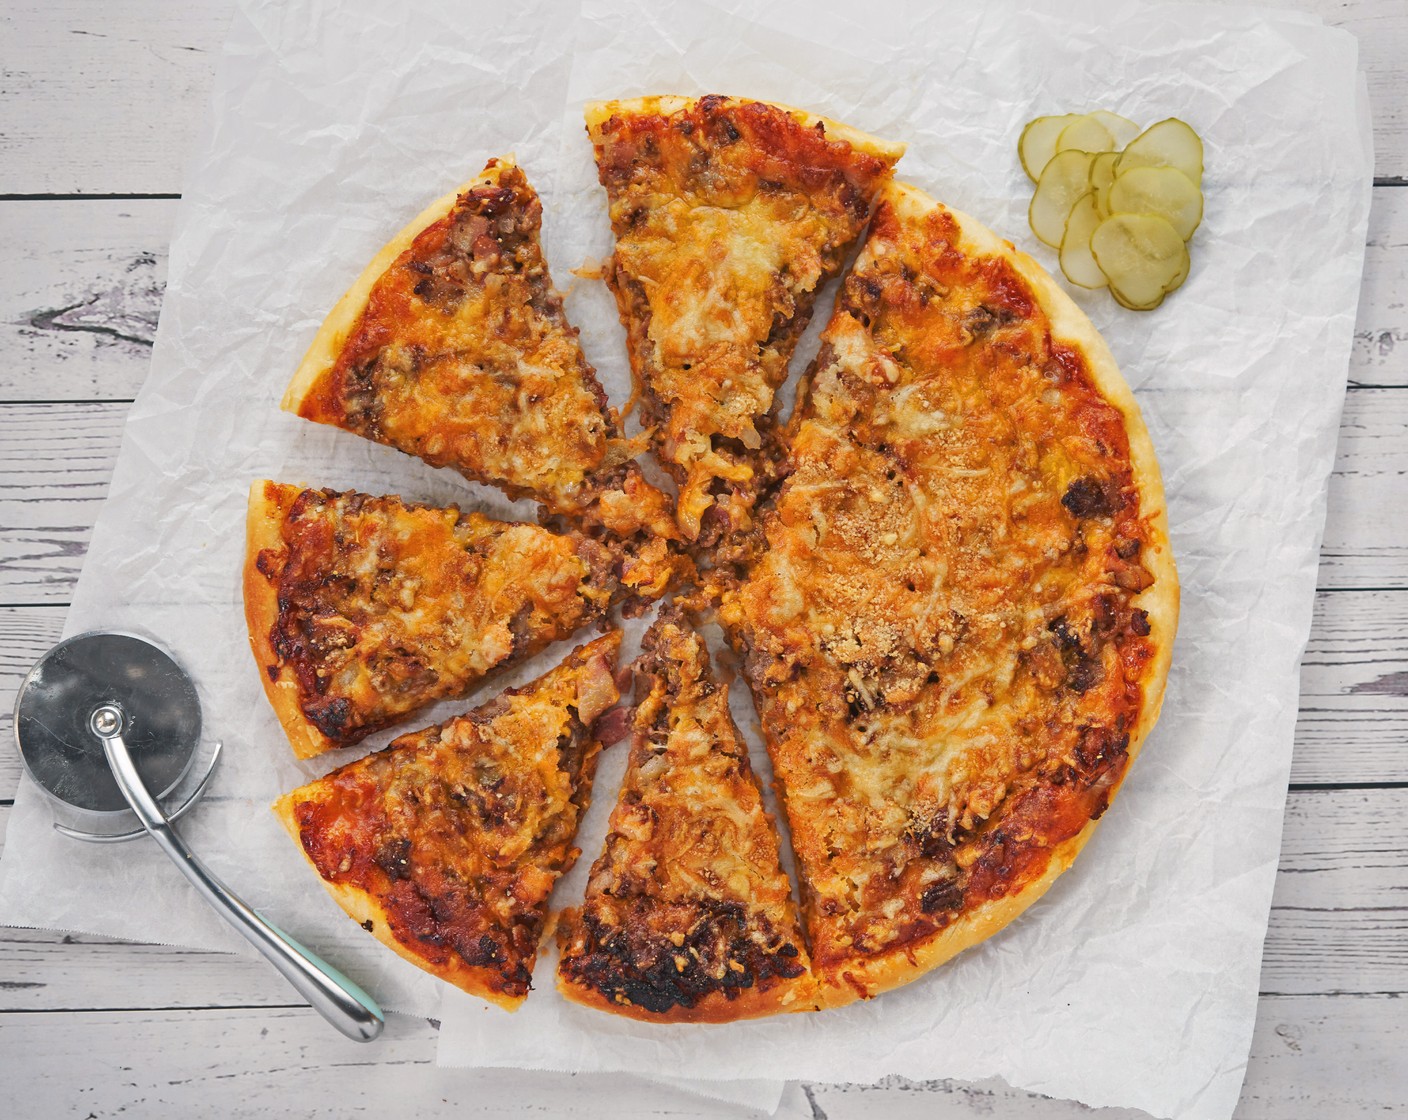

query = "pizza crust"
(280, 157), (515, 418)
(806, 182), (1179, 1007)
(243, 479), (337, 760)
(583, 95), (906, 166)
(270, 791), (527, 1011)
(555, 954), (817, 1023)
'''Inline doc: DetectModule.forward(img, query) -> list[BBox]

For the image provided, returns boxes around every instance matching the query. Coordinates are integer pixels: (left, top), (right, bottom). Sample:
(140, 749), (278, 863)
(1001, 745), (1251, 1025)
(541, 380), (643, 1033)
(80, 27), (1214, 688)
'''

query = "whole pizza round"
(246, 94), (1177, 1020)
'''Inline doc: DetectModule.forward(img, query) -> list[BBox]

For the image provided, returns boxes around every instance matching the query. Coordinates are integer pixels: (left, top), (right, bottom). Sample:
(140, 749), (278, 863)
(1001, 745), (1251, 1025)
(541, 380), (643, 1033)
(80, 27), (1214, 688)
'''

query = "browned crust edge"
(270, 790), (526, 1012)
(583, 95), (906, 165)
(280, 157), (515, 418)
(555, 952), (817, 1023)
(243, 480), (338, 760)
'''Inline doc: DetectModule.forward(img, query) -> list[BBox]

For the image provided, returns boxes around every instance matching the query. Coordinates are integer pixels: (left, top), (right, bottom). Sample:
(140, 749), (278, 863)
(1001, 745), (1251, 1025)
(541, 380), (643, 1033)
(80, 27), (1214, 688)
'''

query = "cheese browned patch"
(281, 156), (687, 596)
(274, 635), (621, 1009)
(557, 609), (814, 1022)
(586, 95), (904, 548)
(244, 481), (618, 758)
(719, 182), (1178, 1006)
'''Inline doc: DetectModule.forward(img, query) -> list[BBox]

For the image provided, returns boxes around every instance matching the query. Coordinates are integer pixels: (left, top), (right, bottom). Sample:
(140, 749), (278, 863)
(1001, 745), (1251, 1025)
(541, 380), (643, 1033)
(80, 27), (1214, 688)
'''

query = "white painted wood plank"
(1318, 387), (1408, 590)
(0, 994), (1400, 1119)
(0, 200), (175, 401)
(0, 389), (1401, 601)
(0, 403), (124, 603)
(0, 0), (230, 196)
(1, 187), (1403, 404)
(1293, 589), (1408, 784)
(1, 582), (1405, 799)
(2, 785), (1402, 1010)
(812, 994), (1408, 1119)
(1, 0), (1402, 195)
(1351, 181), (1408, 388)
(0, 1006), (805, 1120)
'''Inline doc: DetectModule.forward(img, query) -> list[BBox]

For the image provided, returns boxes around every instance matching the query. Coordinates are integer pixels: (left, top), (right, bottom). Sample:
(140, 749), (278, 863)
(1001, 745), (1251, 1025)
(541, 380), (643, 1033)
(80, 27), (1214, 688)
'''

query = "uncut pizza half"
(247, 94), (1176, 1023)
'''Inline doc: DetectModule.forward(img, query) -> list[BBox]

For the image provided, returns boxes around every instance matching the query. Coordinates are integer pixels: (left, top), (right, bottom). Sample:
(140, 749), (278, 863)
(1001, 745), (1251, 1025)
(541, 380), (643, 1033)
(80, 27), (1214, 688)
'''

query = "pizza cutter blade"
(13, 631), (385, 1043)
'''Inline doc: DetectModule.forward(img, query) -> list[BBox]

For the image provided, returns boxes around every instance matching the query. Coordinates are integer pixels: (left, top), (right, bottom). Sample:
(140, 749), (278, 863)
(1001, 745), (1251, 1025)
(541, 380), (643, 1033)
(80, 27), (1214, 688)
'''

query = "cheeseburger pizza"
(586, 95), (904, 547)
(718, 180), (1177, 1006)
(280, 156), (687, 598)
(275, 635), (621, 1009)
(557, 610), (813, 1021)
(244, 481), (619, 758)
(255, 93), (1179, 1018)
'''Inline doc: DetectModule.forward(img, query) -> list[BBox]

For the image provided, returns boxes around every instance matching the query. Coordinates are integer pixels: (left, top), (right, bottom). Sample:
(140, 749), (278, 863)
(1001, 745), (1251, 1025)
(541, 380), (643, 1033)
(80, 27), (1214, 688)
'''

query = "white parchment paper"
(0, 2), (1372, 1118)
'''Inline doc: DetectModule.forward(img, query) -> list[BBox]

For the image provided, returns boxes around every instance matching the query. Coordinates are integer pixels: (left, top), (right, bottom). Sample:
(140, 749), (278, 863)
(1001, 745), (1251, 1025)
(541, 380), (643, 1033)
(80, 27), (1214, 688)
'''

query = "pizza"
(244, 480), (619, 758)
(279, 155), (686, 597)
(585, 95), (904, 547)
(256, 96), (1181, 1017)
(717, 181), (1178, 1006)
(274, 634), (621, 1010)
(557, 609), (814, 1021)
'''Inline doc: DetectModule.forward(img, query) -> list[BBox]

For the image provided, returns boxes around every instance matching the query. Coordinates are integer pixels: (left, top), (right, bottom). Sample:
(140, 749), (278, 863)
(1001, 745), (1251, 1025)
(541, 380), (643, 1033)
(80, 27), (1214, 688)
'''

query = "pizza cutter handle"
(92, 706), (385, 1043)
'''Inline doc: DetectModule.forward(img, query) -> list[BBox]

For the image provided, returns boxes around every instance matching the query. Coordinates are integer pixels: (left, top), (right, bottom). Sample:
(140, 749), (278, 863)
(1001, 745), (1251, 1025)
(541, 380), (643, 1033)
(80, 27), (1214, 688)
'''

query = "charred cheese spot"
(588, 97), (902, 544)
(557, 611), (813, 1020)
(720, 190), (1158, 978)
(285, 635), (620, 1003)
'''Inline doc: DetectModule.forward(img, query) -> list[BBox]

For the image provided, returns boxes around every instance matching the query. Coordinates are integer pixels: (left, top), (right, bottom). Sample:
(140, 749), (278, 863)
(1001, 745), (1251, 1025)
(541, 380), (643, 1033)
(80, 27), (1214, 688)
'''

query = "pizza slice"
(280, 156), (686, 596)
(585, 95), (904, 546)
(274, 634), (622, 1009)
(719, 182), (1178, 1006)
(244, 480), (619, 758)
(557, 609), (814, 1021)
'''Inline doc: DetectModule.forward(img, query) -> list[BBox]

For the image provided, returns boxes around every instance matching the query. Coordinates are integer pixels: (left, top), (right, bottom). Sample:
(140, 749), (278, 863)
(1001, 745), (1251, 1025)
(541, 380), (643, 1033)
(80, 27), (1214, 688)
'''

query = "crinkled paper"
(0, 2), (1372, 1118)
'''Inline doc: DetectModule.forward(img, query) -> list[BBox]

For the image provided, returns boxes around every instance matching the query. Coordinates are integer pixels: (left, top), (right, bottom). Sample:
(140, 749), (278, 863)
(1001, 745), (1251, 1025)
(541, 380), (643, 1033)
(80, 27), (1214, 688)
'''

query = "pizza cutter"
(13, 631), (385, 1042)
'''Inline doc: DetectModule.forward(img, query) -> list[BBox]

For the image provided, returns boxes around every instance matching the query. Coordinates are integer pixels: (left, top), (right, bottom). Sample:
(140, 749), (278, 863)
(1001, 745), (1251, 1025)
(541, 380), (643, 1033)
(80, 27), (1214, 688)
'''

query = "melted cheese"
(720, 188), (1159, 971)
(287, 159), (684, 572)
(279, 636), (620, 1005)
(254, 484), (615, 746)
(588, 96), (902, 539)
(557, 613), (813, 1020)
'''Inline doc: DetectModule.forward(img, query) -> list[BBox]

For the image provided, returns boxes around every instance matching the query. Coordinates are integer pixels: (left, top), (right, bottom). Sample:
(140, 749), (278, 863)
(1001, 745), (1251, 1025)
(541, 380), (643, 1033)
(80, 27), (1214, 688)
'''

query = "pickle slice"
(1055, 114), (1116, 155)
(1087, 110), (1140, 148)
(1029, 149), (1096, 248)
(1116, 118), (1203, 183)
(1091, 214), (1190, 311)
(1108, 165), (1204, 241)
(1059, 193), (1107, 290)
(1019, 114), (1081, 182)
(1089, 152), (1120, 218)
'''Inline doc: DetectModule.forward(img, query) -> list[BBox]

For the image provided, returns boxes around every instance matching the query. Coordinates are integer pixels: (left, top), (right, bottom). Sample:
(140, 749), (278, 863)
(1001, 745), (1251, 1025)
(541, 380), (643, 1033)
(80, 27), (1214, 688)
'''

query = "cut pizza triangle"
(280, 155), (687, 597)
(719, 181), (1177, 1007)
(585, 94), (904, 546)
(244, 480), (623, 758)
(274, 633), (622, 1010)
(557, 608), (815, 1021)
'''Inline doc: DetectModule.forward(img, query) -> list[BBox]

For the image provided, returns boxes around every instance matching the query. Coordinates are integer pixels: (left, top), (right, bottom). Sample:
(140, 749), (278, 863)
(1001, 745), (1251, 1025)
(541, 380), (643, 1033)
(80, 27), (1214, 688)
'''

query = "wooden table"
(2, 2), (1404, 1115)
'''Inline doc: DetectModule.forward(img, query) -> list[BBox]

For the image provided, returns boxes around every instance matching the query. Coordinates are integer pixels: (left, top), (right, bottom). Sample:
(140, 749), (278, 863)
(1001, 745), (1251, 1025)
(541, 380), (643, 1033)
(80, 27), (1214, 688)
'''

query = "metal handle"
(91, 706), (384, 1042)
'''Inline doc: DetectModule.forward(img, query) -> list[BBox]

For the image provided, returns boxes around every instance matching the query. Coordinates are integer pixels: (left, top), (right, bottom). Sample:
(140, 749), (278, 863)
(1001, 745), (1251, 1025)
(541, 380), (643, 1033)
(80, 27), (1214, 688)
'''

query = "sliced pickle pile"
(1019, 111), (1204, 310)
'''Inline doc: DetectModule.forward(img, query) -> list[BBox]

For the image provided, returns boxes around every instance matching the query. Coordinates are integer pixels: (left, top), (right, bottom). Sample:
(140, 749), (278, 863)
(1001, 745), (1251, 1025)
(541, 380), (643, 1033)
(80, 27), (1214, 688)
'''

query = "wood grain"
(0, 200), (176, 401)
(0, 587), (1405, 796)
(1, 0), (1401, 196)
(0, 994), (1399, 1120)
(1, 188), (1404, 405)
(0, 0), (230, 196)
(0, 404), (124, 604)
(1, 2), (1406, 1116)
(6, 395), (1403, 607)
(0, 785), (1401, 1011)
